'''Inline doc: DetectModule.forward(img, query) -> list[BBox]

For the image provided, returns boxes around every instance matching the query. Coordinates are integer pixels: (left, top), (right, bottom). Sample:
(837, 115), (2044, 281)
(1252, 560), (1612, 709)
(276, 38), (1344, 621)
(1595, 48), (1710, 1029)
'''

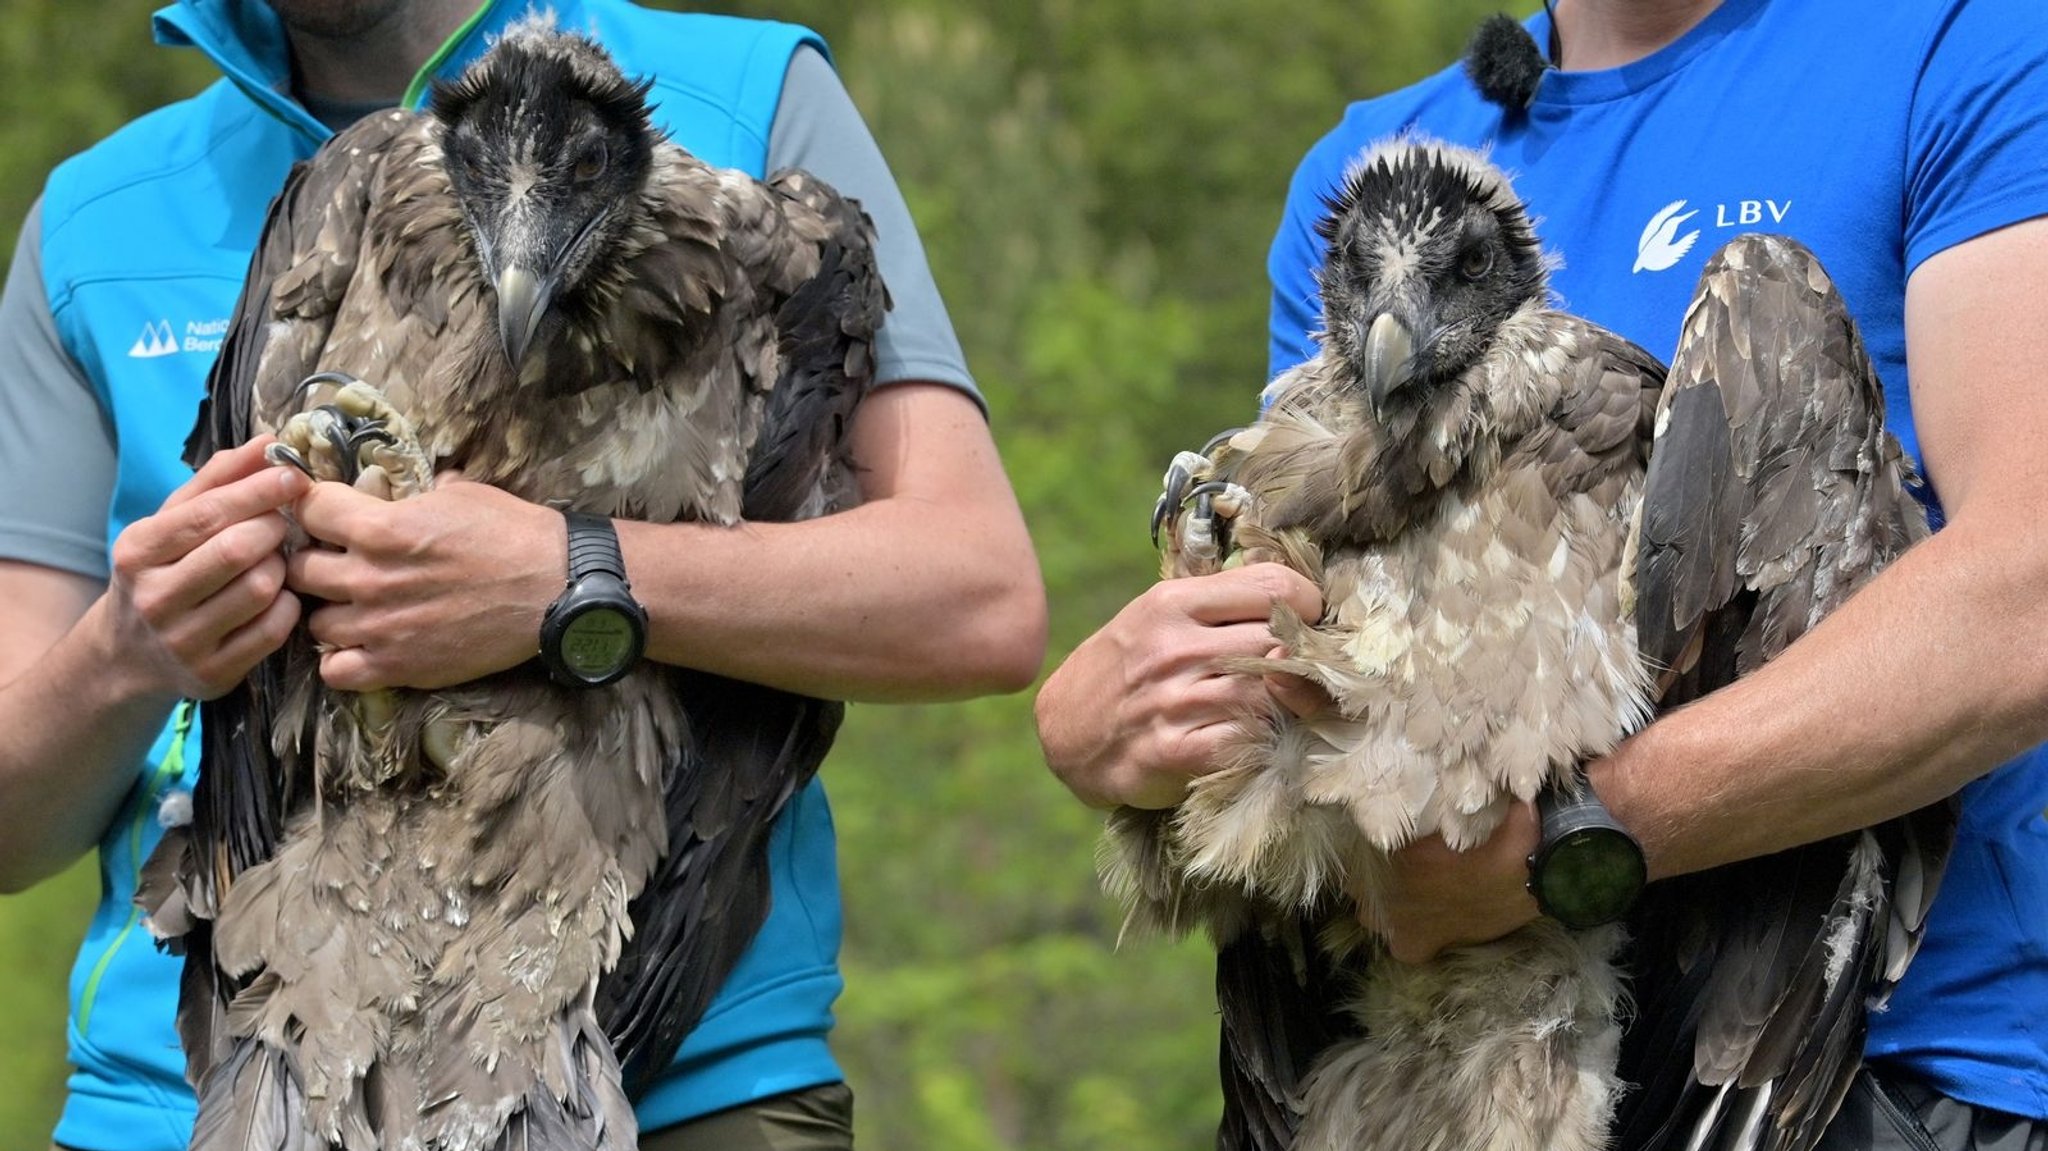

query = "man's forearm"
(0, 594), (178, 892)
(620, 384), (1046, 703)
(623, 490), (1044, 703)
(1371, 493), (2048, 962)
(1597, 508), (2048, 881)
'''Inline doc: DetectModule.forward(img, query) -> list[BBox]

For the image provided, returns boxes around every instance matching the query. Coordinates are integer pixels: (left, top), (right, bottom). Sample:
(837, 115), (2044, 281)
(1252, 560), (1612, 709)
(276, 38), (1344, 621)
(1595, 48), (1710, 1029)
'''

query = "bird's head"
(431, 20), (659, 370)
(1315, 139), (1547, 421)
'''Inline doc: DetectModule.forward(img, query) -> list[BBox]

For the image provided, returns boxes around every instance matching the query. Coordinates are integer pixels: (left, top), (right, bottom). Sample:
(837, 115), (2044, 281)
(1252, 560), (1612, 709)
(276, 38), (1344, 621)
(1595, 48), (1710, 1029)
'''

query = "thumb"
(1263, 644), (1328, 719)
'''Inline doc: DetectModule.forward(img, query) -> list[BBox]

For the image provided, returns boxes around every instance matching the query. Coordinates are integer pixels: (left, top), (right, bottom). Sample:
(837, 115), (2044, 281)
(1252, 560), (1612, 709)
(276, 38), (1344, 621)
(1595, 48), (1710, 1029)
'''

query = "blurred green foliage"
(0, 0), (1509, 1146)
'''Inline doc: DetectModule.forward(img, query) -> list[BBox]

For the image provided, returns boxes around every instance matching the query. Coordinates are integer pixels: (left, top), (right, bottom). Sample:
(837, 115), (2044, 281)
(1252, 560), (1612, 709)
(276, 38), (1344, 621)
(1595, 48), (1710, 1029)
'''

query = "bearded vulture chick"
(138, 19), (885, 1151)
(1117, 137), (1952, 1151)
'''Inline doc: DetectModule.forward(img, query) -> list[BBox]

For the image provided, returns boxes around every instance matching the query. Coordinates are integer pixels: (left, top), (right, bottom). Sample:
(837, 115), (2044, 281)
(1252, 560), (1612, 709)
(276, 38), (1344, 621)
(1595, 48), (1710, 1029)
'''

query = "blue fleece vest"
(39, 3), (843, 1146)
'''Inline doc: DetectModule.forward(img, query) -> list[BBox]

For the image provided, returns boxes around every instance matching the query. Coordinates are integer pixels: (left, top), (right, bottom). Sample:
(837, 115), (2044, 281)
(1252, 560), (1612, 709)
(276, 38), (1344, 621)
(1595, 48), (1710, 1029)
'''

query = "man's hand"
(1371, 802), (1542, 965)
(1035, 562), (1323, 809)
(288, 475), (560, 690)
(103, 438), (309, 701)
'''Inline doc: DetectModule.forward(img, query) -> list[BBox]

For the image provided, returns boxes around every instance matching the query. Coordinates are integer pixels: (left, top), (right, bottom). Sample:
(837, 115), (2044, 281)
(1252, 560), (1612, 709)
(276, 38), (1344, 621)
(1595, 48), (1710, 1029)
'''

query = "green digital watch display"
(538, 511), (648, 688)
(1527, 776), (1647, 930)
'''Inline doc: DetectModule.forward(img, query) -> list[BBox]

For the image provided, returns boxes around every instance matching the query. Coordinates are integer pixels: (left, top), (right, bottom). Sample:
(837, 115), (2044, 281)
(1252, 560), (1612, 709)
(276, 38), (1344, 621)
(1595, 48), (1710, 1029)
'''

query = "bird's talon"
(1199, 427), (1246, 457)
(348, 426), (397, 450)
(264, 443), (316, 477)
(287, 369), (367, 411)
(1151, 449), (1224, 548)
(271, 379), (430, 496)
(1149, 495), (1176, 549)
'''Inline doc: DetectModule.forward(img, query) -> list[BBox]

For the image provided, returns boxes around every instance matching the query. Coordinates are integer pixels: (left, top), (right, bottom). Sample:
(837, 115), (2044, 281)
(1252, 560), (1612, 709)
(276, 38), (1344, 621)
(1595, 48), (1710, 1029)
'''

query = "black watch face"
(1535, 828), (1647, 929)
(559, 606), (638, 681)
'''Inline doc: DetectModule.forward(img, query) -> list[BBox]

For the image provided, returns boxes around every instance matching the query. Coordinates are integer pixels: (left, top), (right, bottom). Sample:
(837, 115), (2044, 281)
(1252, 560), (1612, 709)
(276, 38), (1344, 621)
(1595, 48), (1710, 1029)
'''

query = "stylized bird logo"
(1634, 199), (1700, 273)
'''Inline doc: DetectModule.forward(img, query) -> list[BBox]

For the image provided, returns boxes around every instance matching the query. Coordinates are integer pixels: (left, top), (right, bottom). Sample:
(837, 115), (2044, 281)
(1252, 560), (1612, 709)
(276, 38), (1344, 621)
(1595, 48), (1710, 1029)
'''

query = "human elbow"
(945, 566), (1048, 697)
(978, 571), (1051, 694)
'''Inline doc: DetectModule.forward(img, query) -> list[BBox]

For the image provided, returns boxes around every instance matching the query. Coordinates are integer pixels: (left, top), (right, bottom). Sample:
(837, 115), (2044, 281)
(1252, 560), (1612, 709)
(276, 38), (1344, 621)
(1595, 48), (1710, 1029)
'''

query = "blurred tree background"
(0, 0), (1509, 1146)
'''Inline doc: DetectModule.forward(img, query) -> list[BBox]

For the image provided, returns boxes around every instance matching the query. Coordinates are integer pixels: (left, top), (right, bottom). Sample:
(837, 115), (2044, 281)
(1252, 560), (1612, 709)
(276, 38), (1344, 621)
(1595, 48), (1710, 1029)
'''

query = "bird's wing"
(742, 169), (888, 521)
(1518, 316), (1666, 498)
(1216, 910), (1363, 1151)
(595, 163), (884, 1089)
(186, 110), (429, 461)
(1615, 234), (1953, 1151)
(144, 109), (427, 1092)
(598, 672), (845, 1091)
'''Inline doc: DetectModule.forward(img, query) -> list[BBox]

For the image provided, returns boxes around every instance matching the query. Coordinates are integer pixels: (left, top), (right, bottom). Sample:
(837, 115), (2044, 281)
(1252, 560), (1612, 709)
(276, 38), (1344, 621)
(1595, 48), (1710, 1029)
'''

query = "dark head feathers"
(1316, 139), (1543, 276)
(428, 20), (659, 150)
(1464, 13), (1550, 112)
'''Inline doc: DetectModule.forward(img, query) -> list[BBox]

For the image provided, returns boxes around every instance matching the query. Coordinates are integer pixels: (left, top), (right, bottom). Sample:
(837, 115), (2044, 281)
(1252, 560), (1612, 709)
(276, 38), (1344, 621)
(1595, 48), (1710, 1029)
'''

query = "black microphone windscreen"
(1465, 13), (1549, 111)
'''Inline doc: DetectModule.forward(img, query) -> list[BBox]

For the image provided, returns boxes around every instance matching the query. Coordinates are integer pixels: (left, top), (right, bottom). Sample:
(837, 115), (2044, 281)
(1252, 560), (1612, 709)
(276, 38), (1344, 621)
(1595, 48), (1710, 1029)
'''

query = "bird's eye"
(573, 142), (608, 183)
(1458, 245), (1495, 281)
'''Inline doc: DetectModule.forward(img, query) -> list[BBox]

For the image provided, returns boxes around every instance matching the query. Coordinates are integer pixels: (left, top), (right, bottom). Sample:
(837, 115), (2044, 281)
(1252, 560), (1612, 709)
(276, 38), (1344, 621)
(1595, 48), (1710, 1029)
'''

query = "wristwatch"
(537, 510), (648, 688)
(1526, 773), (1647, 930)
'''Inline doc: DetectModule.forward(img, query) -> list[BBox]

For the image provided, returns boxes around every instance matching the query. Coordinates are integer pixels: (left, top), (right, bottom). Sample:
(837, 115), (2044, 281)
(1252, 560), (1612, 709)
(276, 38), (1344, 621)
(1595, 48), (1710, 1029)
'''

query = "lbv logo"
(1633, 198), (1794, 273)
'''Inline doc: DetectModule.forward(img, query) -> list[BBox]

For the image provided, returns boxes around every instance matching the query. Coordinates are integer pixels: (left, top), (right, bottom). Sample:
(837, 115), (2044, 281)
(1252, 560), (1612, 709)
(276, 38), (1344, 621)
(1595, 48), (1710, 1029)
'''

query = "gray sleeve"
(767, 47), (983, 411)
(0, 198), (118, 581)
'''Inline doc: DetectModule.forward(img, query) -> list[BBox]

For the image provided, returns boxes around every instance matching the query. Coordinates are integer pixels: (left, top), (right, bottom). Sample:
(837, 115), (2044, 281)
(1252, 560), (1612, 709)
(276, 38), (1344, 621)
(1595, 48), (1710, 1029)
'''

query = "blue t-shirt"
(1268, 0), (2048, 1120)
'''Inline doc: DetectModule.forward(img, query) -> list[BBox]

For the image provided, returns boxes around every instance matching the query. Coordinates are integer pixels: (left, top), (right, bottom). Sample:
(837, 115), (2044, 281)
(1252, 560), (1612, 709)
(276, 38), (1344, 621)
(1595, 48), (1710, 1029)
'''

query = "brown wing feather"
(594, 160), (885, 1088)
(1216, 910), (1362, 1151)
(741, 170), (888, 520)
(1616, 234), (1954, 1151)
(150, 110), (423, 1106)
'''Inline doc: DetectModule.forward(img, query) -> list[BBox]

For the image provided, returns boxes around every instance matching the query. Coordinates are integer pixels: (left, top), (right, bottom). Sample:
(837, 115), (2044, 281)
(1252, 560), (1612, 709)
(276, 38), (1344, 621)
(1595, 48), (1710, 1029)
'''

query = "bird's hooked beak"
(495, 263), (558, 371)
(481, 190), (613, 371)
(1363, 311), (1417, 413)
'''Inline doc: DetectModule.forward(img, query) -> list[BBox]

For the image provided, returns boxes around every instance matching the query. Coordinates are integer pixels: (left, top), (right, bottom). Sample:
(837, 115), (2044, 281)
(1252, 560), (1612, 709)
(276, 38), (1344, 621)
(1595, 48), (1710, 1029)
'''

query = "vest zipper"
(76, 699), (196, 1034)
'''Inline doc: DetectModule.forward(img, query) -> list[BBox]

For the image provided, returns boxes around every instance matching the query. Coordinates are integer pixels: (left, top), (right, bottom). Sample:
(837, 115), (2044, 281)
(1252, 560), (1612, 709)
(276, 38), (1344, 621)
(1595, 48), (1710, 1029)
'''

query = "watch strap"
(563, 510), (629, 585)
(539, 511), (647, 689)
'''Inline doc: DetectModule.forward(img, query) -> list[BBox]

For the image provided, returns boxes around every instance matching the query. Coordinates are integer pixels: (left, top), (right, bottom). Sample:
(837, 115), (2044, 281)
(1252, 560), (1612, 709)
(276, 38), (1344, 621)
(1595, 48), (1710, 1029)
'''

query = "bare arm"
(285, 383), (1048, 702)
(0, 561), (138, 892)
(1372, 217), (2048, 961)
(0, 442), (308, 891)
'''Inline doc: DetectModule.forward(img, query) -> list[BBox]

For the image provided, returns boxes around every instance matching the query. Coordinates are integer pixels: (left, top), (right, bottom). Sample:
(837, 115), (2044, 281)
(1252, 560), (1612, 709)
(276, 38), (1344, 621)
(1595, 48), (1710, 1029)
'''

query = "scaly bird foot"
(266, 371), (433, 500)
(1178, 480), (1251, 566)
(1151, 428), (1251, 556)
(1151, 449), (1216, 549)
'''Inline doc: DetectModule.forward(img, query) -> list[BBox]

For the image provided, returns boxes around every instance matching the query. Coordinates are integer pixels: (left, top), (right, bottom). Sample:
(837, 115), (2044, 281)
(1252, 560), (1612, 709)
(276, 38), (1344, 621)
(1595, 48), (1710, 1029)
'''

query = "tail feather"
(189, 1041), (310, 1151)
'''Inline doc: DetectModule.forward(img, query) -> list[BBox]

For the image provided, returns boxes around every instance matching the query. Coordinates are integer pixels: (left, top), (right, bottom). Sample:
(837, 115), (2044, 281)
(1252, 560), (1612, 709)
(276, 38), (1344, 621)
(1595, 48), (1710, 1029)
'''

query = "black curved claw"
(266, 443), (316, 479)
(1200, 426), (1246, 457)
(308, 403), (393, 487)
(288, 369), (368, 412)
(1152, 456), (1198, 548)
(1150, 480), (1187, 549)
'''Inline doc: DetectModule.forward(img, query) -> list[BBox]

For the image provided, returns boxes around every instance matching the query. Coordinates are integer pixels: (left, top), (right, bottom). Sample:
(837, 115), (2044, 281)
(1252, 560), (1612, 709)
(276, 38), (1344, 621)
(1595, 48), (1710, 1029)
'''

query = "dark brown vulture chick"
(138, 16), (885, 1151)
(1122, 136), (1951, 1151)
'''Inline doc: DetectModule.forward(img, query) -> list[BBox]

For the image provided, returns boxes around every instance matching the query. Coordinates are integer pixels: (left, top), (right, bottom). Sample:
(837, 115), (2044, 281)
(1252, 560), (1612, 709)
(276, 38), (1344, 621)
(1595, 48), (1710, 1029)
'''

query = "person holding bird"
(0, 3), (1046, 1150)
(1038, 1), (2048, 1148)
